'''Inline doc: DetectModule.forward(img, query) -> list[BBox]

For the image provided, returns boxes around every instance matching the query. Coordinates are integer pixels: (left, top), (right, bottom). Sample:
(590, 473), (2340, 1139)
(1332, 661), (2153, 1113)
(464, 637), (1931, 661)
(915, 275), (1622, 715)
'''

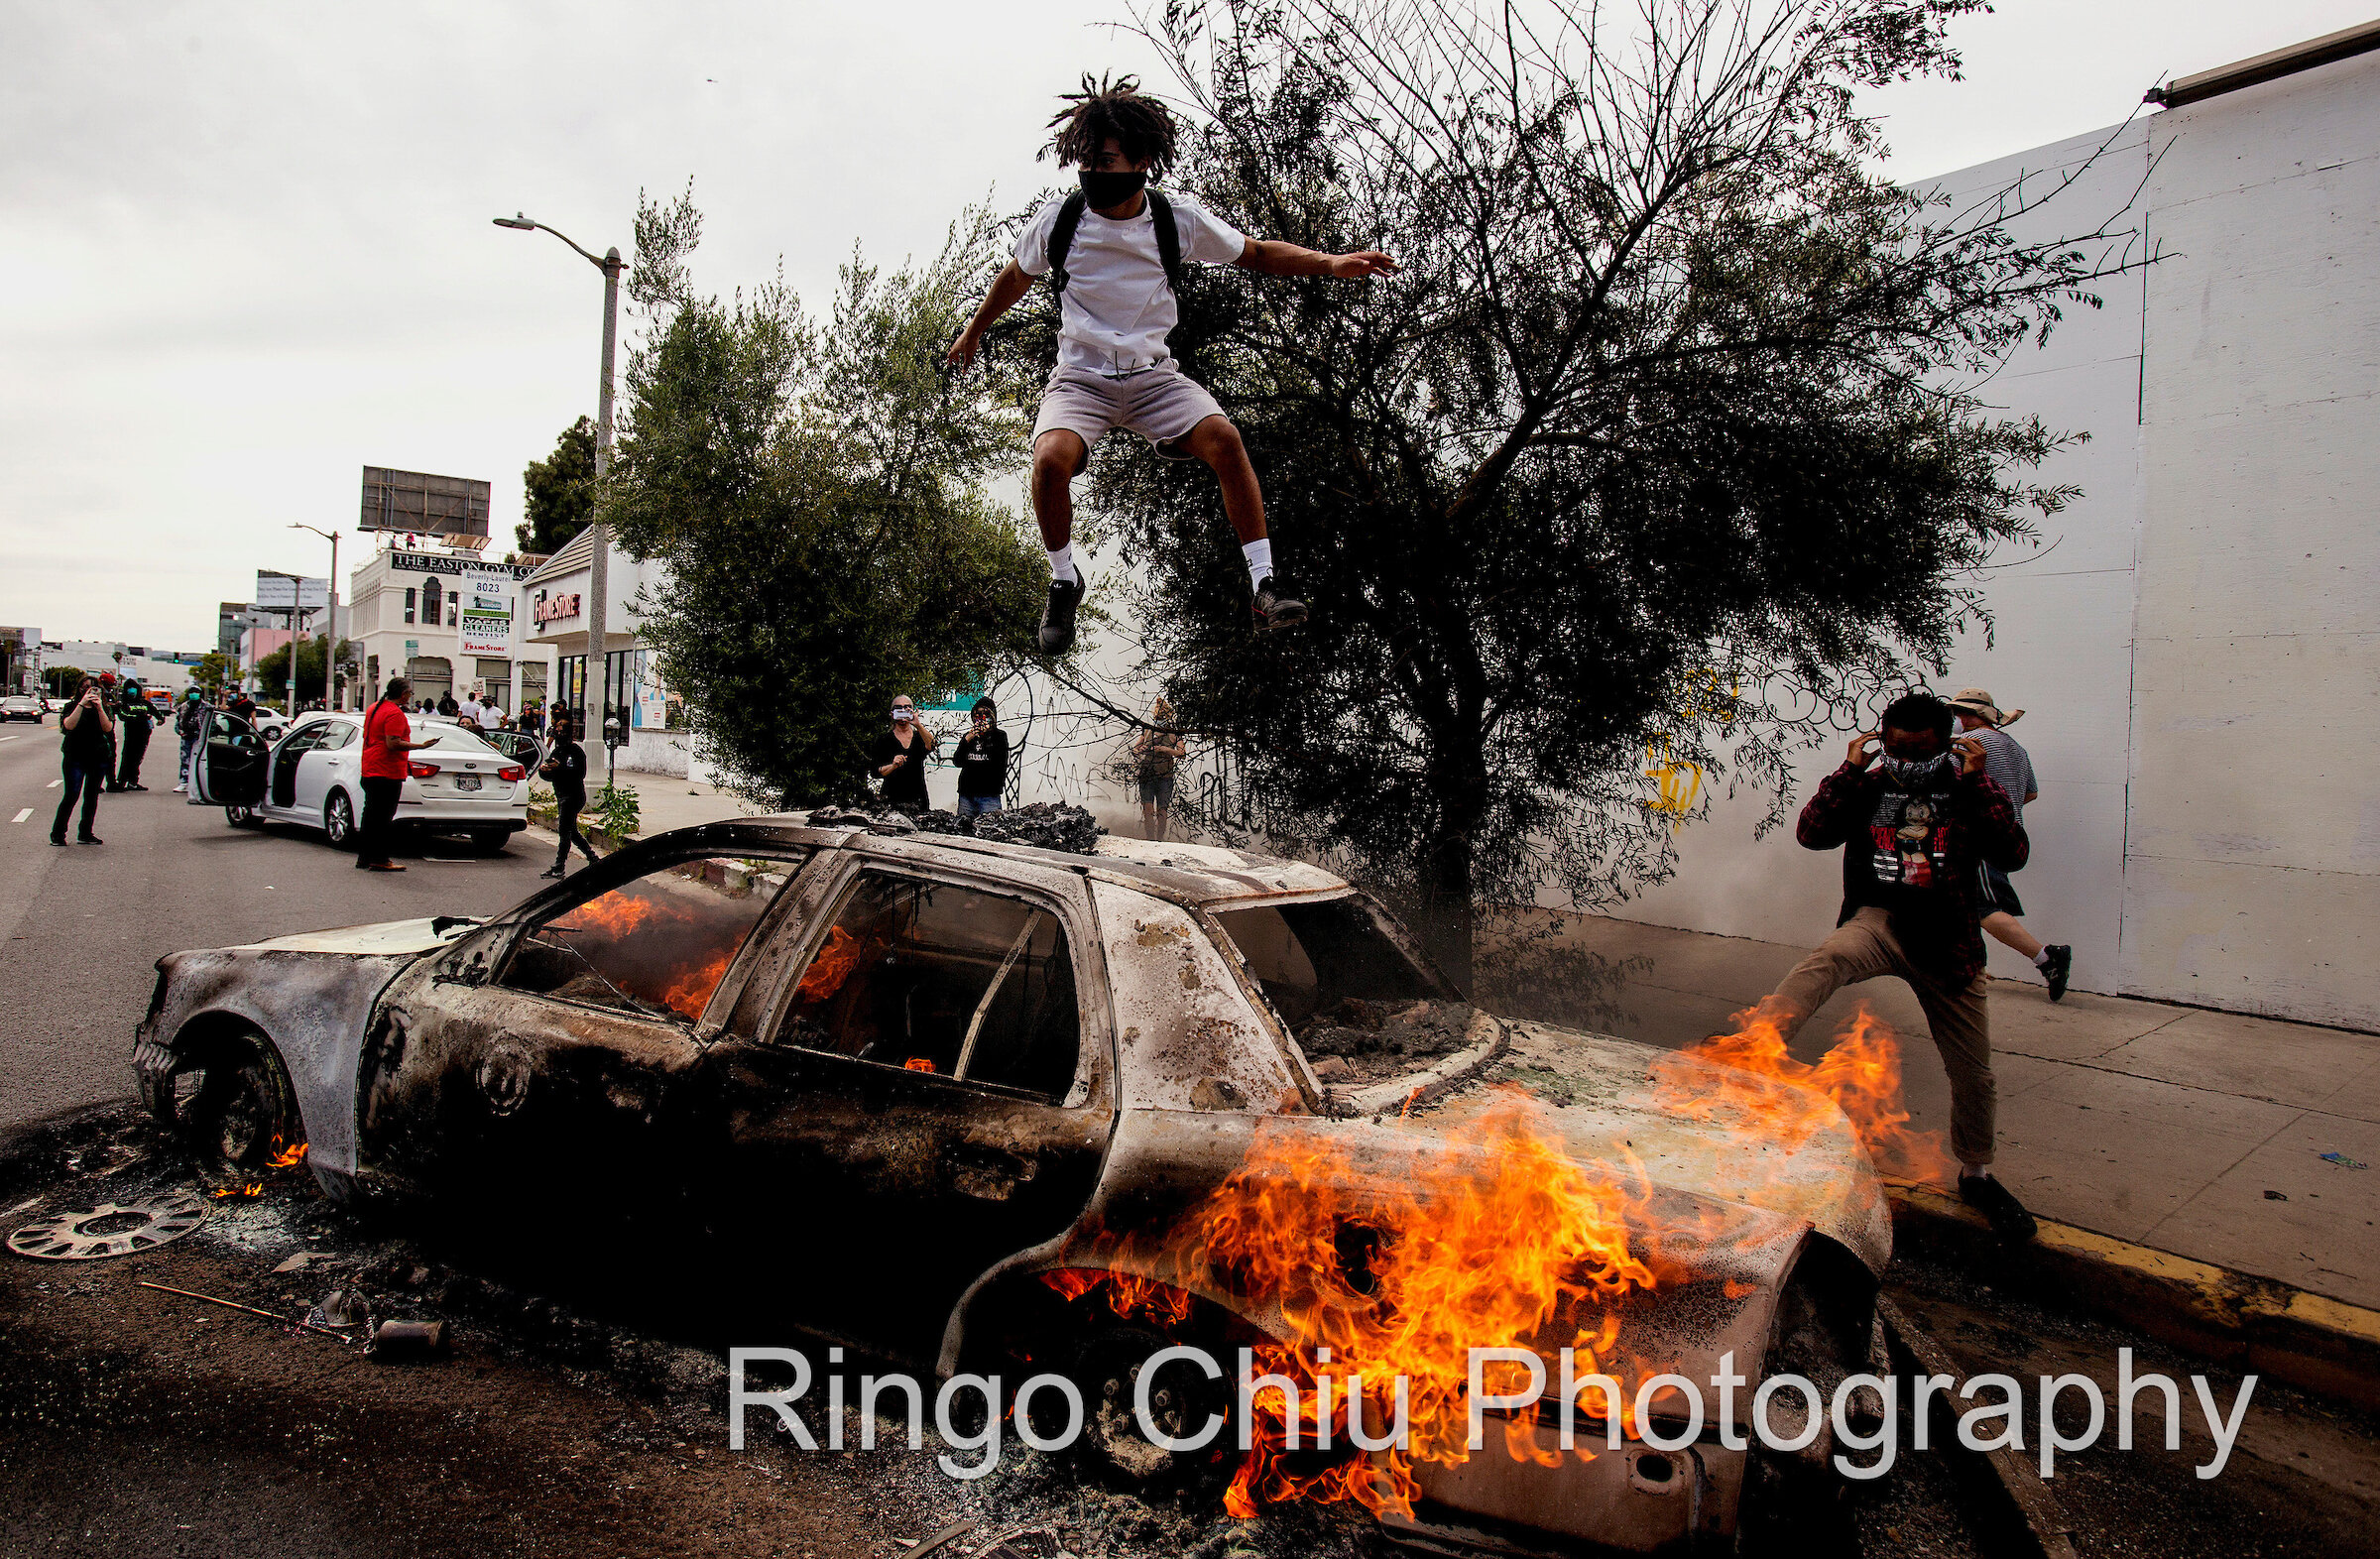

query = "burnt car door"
(357, 846), (812, 1225)
(188, 709), (269, 808)
(702, 857), (1116, 1362)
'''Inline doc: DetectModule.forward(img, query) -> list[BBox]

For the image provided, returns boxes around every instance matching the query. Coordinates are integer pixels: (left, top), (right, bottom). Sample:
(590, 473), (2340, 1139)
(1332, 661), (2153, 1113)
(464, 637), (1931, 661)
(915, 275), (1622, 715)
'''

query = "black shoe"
(77, 835), (101, 845)
(1959, 1172), (2039, 1243)
(2041, 945), (2073, 1002)
(49, 835), (66, 847)
(1037, 575), (1085, 656)
(539, 867), (565, 880)
(1252, 575), (1307, 632)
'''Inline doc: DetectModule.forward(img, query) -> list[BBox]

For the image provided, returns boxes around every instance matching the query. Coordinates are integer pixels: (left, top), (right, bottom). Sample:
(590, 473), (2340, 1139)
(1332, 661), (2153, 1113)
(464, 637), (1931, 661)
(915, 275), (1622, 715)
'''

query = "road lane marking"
(10, 809), (30, 823)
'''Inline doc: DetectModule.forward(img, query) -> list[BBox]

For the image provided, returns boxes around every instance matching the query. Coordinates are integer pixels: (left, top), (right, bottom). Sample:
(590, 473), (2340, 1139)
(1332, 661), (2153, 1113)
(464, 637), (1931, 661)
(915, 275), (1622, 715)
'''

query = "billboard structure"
(360, 467), (492, 550)
(253, 573), (329, 611)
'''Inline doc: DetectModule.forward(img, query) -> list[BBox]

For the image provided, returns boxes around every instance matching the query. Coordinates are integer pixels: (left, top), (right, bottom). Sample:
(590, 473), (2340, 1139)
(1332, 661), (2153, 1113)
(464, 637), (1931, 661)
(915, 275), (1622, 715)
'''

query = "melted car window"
(503, 856), (803, 1023)
(776, 874), (1080, 1103)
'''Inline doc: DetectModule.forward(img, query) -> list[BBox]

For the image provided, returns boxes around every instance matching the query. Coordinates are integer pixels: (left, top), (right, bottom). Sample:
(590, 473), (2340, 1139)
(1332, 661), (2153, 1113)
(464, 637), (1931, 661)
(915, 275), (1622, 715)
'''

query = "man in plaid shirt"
(1749, 692), (2038, 1240)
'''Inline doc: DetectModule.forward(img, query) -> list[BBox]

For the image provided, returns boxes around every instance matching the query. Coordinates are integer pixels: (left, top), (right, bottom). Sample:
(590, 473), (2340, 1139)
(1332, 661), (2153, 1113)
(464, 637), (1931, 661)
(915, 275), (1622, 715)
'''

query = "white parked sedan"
(187, 710), (531, 856)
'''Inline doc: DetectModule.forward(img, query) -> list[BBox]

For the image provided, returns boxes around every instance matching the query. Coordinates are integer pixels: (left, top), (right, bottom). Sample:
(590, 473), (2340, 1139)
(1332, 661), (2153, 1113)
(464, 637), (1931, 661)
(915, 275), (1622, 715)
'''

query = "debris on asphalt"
(136, 1279), (356, 1343)
(6, 1189), (208, 1259)
(369, 1318), (451, 1360)
(2319, 1151), (2369, 1169)
(306, 1287), (370, 1329)
(897, 1518), (977, 1558)
(2267, 1189), (2290, 1200)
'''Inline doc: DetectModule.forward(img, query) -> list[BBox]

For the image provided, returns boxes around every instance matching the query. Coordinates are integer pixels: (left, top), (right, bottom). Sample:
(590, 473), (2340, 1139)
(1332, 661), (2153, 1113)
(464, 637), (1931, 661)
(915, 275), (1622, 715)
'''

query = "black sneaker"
(77, 835), (102, 845)
(1959, 1172), (2039, 1243)
(2041, 945), (2073, 1002)
(49, 835), (66, 847)
(1038, 575), (1086, 656)
(1252, 575), (1307, 632)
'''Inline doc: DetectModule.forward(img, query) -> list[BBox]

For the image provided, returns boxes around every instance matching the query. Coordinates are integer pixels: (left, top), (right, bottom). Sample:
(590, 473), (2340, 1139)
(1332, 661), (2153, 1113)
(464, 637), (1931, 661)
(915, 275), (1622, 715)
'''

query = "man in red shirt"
(358, 675), (440, 872)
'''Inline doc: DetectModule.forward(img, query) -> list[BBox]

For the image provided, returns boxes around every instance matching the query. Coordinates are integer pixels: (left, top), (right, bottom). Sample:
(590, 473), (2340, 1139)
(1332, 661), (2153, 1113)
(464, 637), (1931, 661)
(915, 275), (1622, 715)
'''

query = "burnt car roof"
(651, 813), (1350, 907)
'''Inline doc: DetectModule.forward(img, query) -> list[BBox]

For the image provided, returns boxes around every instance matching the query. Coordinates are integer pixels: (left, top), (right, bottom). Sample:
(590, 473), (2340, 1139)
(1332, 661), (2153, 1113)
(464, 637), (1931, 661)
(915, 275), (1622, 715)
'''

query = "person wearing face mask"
(868, 696), (939, 812)
(1740, 692), (2038, 1241)
(950, 697), (1012, 821)
(945, 75), (1397, 657)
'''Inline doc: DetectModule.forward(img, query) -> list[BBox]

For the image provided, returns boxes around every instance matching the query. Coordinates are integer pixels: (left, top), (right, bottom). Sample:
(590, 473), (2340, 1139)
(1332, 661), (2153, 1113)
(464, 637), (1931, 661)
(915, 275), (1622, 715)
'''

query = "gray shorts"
(1138, 775), (1175, 808)
(1032, 362), (1225, 459)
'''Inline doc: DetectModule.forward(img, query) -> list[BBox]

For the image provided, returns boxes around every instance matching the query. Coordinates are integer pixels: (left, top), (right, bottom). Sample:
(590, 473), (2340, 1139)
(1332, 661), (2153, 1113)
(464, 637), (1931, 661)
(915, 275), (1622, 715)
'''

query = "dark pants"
(553, 797), (599, 871)
(356, 777), (404, 867)
(116, 722), (151, 787)
(52, 759), (104, 840)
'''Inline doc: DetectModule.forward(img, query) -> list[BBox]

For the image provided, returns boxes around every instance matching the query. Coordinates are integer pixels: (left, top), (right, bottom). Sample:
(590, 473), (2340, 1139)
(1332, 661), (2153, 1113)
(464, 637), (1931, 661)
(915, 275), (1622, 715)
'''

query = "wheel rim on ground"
(326, 793), (352, 845)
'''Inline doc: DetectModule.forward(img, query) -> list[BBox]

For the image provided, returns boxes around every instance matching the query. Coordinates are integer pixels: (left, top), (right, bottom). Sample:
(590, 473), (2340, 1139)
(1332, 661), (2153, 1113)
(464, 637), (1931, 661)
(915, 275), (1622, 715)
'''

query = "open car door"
(189, 710), (269, 808)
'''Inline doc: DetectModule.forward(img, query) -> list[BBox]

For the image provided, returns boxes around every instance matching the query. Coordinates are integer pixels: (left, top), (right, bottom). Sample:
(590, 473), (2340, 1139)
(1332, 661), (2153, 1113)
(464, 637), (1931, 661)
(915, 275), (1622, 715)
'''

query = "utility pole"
(494, 212), (625, 787)
(290, 524), (339, 709)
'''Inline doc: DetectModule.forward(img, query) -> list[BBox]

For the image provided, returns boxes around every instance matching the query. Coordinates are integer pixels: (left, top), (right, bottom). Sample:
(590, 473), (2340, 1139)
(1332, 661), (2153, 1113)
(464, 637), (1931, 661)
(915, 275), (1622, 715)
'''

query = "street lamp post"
(493, 211), (624, 786)
(290, 524), (339, 710)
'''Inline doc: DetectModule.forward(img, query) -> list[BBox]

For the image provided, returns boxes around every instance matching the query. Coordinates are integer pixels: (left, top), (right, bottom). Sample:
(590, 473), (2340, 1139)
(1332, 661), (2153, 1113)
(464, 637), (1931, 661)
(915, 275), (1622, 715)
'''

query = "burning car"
(134, 815), (1896, 1554)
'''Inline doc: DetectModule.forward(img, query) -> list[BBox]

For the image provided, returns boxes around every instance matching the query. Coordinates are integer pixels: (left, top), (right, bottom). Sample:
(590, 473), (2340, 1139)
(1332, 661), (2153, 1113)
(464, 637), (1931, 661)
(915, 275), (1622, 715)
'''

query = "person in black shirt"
(51, 675), (114, 845)
(538, 717), (597, 879)
(113, 677), (156, 790)
(950, 697), (1011, 820)
(867, 695), (938, 811)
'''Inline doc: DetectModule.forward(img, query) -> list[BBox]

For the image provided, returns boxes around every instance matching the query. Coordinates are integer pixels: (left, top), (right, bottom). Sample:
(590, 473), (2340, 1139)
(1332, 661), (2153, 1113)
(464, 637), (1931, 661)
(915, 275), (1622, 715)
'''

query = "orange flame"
(554, 884), (742, 1020)
(267, 1139), (309, 1168)
(1052, 1098), (1652, 1520)
(795, 925), (865, 1004)
(1658, 1001), (1957, 1186)
(210, 1182), (264, 1199)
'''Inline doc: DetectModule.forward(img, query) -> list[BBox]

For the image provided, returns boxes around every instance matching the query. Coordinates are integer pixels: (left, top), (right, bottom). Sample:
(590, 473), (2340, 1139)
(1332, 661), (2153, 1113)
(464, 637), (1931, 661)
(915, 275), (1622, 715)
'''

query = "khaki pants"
(1766, 906), (1996, 1166)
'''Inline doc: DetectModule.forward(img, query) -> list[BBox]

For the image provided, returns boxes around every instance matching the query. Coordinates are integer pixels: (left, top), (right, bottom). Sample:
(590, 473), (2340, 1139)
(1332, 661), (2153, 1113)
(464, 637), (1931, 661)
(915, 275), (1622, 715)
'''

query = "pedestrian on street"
(173, 687), (206, 793)
(112, 677), (156, 790)
(538, 716), (598, 879)
(357, 675), (440, 873)
(1947, 689), (2073, 1001)
(1132, 697), (1187, 841)
(951, 697), (1012, 821)
(436, 691), (458, 719)
(50, 675), (113, 845)
(868, 696), (938, 812)
(1739, 692), (2039, 1241)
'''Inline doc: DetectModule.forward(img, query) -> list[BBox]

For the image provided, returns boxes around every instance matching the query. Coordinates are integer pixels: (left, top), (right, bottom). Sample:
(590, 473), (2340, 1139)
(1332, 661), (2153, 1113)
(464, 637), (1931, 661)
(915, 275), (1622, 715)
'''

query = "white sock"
(2032, 949), (2053, 969)
(1046, 541), (1078, 585)
(1242, 537), (1273, 589)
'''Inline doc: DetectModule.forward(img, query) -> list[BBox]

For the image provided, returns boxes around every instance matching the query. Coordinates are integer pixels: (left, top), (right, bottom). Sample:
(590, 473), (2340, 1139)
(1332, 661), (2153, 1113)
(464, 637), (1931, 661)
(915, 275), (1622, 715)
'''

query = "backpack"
(1047, 187), (1186, 300)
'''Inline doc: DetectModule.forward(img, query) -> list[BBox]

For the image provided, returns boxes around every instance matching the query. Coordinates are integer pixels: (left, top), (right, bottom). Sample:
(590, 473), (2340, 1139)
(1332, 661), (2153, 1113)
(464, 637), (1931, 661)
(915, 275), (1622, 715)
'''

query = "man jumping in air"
(946, 76), (1396, 656)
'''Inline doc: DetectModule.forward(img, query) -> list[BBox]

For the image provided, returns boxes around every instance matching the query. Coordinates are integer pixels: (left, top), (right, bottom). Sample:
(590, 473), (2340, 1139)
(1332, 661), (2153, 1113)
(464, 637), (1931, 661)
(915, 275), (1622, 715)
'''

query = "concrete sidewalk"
(1539, 915), (2380, 1311)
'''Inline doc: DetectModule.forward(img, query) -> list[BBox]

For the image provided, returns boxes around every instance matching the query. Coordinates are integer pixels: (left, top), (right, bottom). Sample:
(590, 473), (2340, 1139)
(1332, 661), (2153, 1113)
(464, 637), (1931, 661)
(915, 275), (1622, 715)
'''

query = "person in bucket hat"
(1948, 688), (2071, 1001)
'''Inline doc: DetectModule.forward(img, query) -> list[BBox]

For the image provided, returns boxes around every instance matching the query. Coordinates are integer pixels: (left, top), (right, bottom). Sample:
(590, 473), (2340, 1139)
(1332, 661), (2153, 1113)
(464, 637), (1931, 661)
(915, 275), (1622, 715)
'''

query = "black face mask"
(1079, 169), (1146, 209)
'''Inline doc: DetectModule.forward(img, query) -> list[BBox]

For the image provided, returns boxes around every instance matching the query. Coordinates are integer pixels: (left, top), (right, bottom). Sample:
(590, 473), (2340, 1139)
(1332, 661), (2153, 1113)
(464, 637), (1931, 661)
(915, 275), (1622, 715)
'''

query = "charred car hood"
(136, 918), (475, 1175)
(1411, 1020), (1893, 1276)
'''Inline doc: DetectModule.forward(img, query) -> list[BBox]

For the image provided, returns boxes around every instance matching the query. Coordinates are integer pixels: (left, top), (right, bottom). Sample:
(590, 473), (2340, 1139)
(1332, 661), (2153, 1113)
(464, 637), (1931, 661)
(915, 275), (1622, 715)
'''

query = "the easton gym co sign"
(533, 592), (582, 626)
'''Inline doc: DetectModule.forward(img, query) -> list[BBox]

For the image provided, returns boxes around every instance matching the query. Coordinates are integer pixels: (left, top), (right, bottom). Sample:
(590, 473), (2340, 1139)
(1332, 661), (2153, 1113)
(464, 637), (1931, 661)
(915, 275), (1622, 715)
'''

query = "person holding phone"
(50, 675), (114, 845)
(1738, 693), (2034, 1240)
(951, 697), (1012, 821)
(867, 696), (938, 812)
(357, 674), (440, 872)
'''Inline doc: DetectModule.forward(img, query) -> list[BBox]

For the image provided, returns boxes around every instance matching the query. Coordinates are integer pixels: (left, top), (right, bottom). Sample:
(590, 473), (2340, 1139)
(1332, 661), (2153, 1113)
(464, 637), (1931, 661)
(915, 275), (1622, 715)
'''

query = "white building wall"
(1608, 121), (2154, 996)
(2123, 56), (2380, 1027)
(1604, 47), (2377, 1029)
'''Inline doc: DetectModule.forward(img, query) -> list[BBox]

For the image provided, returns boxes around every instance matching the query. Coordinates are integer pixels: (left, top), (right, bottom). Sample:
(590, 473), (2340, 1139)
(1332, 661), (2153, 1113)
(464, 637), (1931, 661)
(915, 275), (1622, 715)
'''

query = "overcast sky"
(4, 0), (2371, 651)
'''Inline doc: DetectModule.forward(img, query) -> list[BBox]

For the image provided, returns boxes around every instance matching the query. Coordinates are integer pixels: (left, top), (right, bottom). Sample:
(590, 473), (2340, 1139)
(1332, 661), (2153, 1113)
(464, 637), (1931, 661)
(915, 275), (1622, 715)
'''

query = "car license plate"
(454, 775), (482, 792)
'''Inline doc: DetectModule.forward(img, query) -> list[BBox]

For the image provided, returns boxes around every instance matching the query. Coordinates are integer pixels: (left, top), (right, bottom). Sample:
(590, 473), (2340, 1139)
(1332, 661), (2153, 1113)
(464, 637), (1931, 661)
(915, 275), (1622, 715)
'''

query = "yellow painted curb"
(1886, 1184), (2380, 1410)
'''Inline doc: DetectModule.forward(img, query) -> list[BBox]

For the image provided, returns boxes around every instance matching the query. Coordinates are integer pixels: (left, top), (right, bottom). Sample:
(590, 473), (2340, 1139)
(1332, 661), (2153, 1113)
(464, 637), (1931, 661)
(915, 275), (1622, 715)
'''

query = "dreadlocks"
(1043, 73), (1178, 180)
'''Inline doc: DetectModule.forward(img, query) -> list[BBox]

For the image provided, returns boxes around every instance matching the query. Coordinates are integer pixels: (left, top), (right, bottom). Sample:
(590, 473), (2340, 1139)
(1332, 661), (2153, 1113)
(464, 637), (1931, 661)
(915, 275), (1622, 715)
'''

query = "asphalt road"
(0, 717), (553, 1132)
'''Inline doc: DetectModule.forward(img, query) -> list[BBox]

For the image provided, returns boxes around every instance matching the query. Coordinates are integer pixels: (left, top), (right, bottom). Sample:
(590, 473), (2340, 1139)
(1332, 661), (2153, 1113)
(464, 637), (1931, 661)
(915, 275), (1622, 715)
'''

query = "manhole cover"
(8, 1191), (209, 1260)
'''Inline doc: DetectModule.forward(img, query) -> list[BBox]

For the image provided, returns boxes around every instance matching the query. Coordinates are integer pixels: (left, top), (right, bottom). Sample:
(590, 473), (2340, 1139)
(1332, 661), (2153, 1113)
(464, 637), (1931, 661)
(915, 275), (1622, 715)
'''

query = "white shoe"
(173, 784), (186, 793)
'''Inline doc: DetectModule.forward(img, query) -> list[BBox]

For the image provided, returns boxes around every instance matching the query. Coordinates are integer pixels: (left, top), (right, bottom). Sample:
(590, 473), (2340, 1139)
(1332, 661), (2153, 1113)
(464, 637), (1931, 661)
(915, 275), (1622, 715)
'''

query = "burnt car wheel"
(324, 791), (355, 847)
(178, 1027), (298, 1171)
(1067, 1325), (1234, 1488)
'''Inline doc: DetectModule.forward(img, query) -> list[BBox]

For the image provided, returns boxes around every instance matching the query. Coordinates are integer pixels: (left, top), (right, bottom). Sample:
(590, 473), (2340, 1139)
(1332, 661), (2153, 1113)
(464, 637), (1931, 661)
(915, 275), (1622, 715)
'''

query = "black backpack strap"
(1146, 188), (1185, 295)
(1046, 191), (1088, 297)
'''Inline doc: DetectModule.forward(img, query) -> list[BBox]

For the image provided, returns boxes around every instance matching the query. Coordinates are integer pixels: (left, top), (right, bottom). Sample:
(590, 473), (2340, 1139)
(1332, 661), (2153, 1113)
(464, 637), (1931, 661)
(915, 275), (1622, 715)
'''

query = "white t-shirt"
(456, 699), (485, 726)
(1013, 190), (1248, 376)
